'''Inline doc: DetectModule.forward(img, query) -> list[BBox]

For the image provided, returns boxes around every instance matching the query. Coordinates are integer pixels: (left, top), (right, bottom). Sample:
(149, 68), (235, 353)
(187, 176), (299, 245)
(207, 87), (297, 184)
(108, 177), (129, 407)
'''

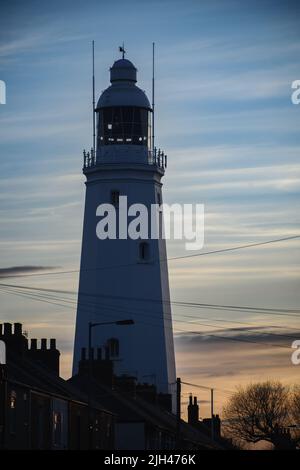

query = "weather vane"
(119, 42), (126, 59)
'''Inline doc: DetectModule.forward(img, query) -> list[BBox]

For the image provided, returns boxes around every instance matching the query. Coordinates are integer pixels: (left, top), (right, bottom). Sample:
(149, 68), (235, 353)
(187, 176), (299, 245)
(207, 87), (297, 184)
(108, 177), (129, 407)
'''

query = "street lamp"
(87, 318), (134, 448)
(88, 319), (135, 357)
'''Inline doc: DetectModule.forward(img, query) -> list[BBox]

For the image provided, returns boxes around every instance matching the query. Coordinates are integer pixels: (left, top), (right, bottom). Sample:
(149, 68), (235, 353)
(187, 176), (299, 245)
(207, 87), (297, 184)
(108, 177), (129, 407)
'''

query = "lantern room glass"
(97, 106), (151, 148)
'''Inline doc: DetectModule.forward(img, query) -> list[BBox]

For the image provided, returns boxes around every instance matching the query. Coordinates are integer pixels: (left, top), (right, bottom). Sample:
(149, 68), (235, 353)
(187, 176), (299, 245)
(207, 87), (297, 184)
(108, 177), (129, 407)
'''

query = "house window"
(10, 395), (16, 409)
(53, 412), (62, 446)
(111, 190), (120, 207)
(139, 242), (150, 261)
(9, 391), (17, 434)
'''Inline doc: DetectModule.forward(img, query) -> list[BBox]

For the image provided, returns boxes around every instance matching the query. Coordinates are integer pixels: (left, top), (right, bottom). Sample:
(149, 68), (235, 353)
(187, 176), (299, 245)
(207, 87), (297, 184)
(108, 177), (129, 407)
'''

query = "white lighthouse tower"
(72, 52), (176, 396)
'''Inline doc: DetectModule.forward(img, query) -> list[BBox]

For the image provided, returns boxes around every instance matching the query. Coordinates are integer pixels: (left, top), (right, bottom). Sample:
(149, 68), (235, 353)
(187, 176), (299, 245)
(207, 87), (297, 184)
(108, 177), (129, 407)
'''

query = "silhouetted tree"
(223, 381), (295, 449)
(290, 386), (300, 447)
(292, 386), (300, 423)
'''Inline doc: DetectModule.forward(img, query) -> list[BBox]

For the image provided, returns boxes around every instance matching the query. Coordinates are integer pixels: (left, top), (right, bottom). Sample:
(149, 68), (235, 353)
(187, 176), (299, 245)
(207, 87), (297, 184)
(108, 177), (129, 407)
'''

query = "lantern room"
(96, 58), (152, 150)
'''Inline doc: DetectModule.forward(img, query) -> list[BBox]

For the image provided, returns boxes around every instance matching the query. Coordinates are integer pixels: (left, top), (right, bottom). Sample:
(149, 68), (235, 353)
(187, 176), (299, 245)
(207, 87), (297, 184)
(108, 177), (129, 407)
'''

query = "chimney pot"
(194, 396), (197, 406)
(189, 395), (193, 405)
(31, 338), (37, 350)
(4, 323), (12, 335)
(50, 338), (56, 349)
(14, 323), (22, 336)
(41, 338), (47, 350)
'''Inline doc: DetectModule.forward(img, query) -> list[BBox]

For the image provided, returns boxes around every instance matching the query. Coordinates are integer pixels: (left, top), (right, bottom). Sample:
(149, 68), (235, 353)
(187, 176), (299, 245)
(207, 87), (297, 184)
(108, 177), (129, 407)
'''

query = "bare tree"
(291, 386), (300, 423)
(290, 386), (300, 446)
(223, 381), (293, 449)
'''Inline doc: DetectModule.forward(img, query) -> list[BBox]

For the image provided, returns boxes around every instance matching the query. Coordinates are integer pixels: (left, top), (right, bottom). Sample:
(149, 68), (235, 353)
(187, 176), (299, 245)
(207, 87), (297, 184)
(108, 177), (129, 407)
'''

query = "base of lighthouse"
(72, 158), (176, 396)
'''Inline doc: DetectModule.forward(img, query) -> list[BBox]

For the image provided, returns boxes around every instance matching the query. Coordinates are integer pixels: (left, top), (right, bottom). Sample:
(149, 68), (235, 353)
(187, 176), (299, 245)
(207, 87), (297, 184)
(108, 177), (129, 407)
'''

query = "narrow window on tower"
(111, 190), (120, 207)
(139, 241), (150, 261)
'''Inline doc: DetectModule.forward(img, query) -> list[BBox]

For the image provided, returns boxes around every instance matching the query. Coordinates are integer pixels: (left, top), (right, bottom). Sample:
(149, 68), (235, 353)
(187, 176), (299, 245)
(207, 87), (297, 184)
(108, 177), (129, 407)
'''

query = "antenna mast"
(152, 42), (155, 153)
(92, 40), (96, 156)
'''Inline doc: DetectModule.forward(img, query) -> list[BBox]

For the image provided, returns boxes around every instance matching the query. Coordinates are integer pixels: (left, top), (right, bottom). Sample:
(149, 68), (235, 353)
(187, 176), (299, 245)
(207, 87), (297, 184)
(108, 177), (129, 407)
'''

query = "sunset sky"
(0, 0), (300, 419)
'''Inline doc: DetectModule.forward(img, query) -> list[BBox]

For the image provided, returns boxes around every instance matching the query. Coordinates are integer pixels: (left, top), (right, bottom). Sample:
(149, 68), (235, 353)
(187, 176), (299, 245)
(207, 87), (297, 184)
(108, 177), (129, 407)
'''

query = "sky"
(0, 0), (300, 421)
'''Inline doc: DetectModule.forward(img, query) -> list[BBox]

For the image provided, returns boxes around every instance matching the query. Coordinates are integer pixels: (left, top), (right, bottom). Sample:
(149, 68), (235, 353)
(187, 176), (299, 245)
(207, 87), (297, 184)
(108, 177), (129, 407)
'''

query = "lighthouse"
(72, 51), (176, 396)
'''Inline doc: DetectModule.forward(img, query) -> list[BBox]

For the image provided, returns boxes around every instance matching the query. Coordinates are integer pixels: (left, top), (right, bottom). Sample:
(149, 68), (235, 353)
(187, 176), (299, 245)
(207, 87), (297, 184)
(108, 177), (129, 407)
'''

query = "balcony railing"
(148, 147), (167, 169)
(83, 146), (167, 170)
(83, 149), (96, 169)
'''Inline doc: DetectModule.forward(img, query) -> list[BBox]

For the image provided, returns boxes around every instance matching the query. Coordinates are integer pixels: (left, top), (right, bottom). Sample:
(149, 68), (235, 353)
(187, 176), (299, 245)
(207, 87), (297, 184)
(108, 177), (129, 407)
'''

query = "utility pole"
(211, 388), (214, 442)
(176, 377), (181, 448)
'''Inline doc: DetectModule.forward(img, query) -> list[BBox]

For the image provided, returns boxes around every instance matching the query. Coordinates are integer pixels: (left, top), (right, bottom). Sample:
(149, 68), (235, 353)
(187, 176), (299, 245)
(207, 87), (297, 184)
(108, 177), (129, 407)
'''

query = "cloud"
(0, 265), (59, 278)
(0, 20), (90, 61)
(175, 326), (297, 347)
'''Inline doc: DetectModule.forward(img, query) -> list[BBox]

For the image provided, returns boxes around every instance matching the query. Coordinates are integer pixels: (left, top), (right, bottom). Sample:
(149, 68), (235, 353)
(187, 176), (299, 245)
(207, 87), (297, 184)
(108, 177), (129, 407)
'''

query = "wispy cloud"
(0, 265), (59, 277)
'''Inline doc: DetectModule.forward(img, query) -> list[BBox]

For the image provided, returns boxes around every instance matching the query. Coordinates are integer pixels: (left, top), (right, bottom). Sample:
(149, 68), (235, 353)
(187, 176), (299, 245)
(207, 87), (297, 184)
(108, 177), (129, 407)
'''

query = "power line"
(1, 285), (299, 365)
(0, 286), (294, 351)
(169, 235), (300, 261)
(2, 285), (300, 336)
(0, 234), (299, 280)
(1, 285), (300, 342)
(181, 380), (234, 395)
(1, 282), (299, 316)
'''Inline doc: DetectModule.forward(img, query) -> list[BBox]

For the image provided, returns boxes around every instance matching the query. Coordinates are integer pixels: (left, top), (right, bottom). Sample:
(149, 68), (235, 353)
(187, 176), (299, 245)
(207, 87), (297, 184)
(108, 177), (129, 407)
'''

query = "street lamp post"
(87, 319), (134, 448)
(88, 319), (134, 358)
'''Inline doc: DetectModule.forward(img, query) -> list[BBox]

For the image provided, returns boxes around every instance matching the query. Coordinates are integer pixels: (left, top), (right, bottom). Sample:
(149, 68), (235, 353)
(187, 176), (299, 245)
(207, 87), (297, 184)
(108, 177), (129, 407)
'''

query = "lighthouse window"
(97, 106), (150, 146)
(139, 242), (150, 261)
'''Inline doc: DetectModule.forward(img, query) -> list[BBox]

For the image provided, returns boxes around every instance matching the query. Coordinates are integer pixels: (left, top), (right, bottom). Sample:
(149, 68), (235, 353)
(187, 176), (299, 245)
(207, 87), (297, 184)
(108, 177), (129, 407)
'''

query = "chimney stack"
(28, 337), (60, 376)
(188, 394), (199, 427)
(14, 323), (22, 336)
(4, 323), (12, 336)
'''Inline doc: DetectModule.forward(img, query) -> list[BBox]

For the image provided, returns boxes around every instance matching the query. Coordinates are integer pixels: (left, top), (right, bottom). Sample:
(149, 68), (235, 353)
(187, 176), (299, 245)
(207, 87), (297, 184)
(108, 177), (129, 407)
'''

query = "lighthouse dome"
(110, 58), (137, 82)
(96, 58), (151, 110)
